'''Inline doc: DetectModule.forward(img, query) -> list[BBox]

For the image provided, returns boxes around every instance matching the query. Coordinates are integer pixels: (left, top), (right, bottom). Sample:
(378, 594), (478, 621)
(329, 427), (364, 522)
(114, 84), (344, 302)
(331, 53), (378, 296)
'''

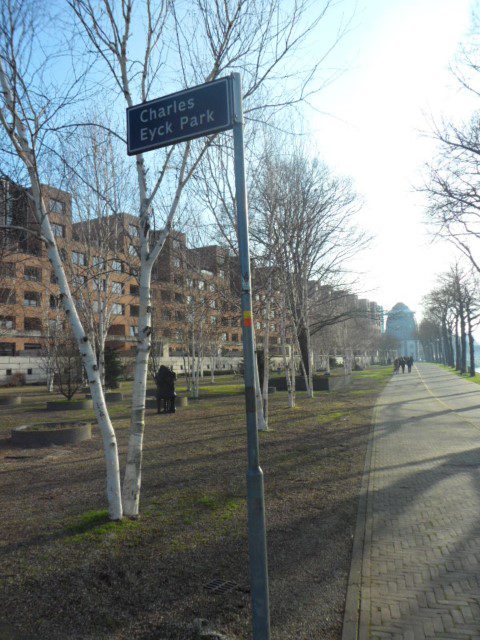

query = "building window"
(24, 266), (42, 282)
(50, 198), (65, 214)
(112, 260), (122, 273)
(50, 295), (58, 309)
(198, 280), (205, 290)
(50, 271), (58, 284)
(24, 317), (42, 332)
(59, 248), (67, 262)
(130, 304), (139, 317)
(162, 309), (171, 320)
(24, 291), (41, 307)
(0, 316), (14, 330)
(232, 333), (238, 342)
(27, 368), (33, 375)
(129, 224), (139, 237)
(72, 251), (86, 266)
(24, 343), (41, 352)
(161, 291), (171, 302)
(51, 223), (65, 238)
(173, 257), (181, 268)
(172, 239), (181, 250)
(175, 293), (183, 302)
(211, 316), (217, 325)
(72, 275), (86, 288)
(6, 368), (12, 376)
(218, 269), (225, 278)
(130, 284), (139, 296)
(112, 303), (125, 316)
(209, 300), (216, 309)
(128, 245), (138, 257)
(130, 325), (138, 337)
(111, 281), (124, 295)
(221, 333), (227, 341)
(175, 311), (184, 321)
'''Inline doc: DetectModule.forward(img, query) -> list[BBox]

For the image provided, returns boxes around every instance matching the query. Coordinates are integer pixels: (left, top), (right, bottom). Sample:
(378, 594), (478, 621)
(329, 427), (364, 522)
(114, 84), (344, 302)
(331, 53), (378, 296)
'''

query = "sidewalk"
(343, 363), (480, 639)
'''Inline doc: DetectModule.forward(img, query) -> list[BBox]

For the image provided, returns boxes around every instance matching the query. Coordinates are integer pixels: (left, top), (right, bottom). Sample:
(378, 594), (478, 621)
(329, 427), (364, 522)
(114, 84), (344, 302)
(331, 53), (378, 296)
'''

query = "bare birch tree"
(69, 0), (339, 516)
(251, 147), (366, 397)
(0, 0), (123, 518)
(63, 124), (137, 385)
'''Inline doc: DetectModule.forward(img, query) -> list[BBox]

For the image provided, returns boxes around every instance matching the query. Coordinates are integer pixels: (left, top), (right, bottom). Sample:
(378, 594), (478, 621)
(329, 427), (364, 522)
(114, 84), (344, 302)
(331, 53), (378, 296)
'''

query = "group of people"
(154, 365), (177, 414)
(393, 356), (414, 374)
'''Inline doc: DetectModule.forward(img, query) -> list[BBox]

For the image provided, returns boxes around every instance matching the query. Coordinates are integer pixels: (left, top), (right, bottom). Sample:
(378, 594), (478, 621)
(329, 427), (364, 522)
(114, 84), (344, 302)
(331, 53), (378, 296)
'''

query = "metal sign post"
(127, 74), (271, 640)
(231, 72), (271, 640)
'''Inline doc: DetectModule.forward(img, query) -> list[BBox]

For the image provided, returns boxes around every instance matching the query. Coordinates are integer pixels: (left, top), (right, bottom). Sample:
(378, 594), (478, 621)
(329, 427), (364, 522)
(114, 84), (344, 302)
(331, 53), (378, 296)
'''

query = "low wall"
(0, 356), (44, 385)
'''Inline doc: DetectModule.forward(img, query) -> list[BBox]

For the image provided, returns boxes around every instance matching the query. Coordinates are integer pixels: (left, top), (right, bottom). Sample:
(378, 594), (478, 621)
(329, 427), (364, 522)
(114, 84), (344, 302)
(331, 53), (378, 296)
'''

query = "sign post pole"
(127, 73), (271, 639)
(231, 72), (271, 640)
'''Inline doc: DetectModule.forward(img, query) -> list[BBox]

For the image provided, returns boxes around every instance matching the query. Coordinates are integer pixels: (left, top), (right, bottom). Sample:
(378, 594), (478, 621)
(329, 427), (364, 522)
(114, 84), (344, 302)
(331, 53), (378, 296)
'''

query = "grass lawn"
(437, 363), (480, 385)
(0, 366), (391, 640)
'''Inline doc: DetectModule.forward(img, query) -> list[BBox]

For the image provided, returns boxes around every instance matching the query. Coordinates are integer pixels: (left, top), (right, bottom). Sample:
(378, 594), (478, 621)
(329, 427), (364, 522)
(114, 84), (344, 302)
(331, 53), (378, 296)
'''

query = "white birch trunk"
(306, 325), (314, 399)
(254, 356), (267, 431)
(261, 285), (272, 428)
(289, 343), (296, 408)
(280, 298), (295, 408)
(0, 60), (122, 520)
(122, 261), (152, 516)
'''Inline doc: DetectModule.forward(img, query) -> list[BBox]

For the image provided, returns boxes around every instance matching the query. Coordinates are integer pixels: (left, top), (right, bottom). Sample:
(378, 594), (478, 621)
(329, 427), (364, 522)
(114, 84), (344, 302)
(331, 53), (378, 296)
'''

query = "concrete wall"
(0, 355), (45, 384)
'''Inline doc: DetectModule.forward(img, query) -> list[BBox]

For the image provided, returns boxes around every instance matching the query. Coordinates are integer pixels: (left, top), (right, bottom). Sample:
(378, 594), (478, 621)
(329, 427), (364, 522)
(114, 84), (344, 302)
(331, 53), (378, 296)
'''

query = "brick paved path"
(344, 363), (480, 640)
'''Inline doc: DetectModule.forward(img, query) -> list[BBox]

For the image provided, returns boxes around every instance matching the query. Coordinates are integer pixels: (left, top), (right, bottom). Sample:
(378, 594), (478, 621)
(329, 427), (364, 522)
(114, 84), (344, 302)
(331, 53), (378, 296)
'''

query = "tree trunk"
(280, 305), (295, 408)
(455, 318), (460, 371)
(467, 304), (475, 377)
(254, 355), (267, 431)
(261, 285), (272, 429)
(460, 305), (467, 375)
(297, 324), (313, 397)
(122, 262), (153, 517)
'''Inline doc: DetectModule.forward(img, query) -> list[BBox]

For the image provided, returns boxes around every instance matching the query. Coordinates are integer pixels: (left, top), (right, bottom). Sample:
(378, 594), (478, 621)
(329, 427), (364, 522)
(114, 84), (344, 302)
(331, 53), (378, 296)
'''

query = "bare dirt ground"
(0, 368), (390, 640)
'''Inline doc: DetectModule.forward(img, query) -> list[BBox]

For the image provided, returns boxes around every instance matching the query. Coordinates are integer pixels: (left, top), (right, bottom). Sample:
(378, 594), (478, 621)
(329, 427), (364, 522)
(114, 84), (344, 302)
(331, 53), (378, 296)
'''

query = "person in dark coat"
(400, 357), (406, 374)
(155, 365), (176, 414)
(166, 367), (177, 413)
(407, 356), (414, 373)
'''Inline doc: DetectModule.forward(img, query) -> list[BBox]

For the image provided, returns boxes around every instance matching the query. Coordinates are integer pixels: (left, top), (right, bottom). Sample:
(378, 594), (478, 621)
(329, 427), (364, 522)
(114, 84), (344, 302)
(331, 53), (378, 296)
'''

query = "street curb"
(341, 389), (385, 640)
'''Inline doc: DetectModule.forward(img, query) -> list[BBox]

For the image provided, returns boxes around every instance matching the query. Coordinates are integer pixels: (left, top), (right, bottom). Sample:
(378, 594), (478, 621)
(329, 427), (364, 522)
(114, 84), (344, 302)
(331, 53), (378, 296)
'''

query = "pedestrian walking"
(407, 355), (413, 373)
(393, 358), (399, 374)
(400, 357), (406, 374)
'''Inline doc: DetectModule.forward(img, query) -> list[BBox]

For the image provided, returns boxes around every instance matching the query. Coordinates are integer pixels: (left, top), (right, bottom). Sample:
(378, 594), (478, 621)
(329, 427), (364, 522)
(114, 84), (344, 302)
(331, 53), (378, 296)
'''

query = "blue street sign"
(127, 77), (233, 155)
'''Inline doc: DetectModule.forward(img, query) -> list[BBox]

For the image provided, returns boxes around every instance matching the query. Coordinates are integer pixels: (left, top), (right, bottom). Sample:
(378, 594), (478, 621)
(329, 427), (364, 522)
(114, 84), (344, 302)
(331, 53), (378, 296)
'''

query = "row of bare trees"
(421, 266), (480, 376)
(1, 0), (357, 519)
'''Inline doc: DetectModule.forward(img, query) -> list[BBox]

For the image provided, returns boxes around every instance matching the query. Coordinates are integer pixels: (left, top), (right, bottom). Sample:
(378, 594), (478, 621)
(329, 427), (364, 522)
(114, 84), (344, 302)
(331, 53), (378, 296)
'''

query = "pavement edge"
(341, 393), (383, 640)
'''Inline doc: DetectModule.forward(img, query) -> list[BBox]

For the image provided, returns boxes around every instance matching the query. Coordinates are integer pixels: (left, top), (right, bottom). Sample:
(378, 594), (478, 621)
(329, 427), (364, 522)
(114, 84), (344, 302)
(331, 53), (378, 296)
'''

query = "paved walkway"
(343, 363), (480, 640)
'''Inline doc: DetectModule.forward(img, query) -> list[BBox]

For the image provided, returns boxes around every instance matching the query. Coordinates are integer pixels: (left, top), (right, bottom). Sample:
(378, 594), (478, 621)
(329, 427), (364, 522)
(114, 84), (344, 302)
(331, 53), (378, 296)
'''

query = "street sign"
(126, 73), (271, 640)
(126, 77), (233, 155)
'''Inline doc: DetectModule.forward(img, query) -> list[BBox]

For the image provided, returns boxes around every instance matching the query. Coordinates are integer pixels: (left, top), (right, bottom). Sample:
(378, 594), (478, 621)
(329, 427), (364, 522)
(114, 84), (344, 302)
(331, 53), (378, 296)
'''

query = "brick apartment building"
(0, 180), (281, 370)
